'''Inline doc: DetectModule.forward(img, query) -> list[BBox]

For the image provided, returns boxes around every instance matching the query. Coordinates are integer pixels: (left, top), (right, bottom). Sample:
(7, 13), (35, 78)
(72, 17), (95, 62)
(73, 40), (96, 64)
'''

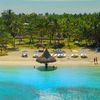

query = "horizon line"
(0, 9), (100, 15)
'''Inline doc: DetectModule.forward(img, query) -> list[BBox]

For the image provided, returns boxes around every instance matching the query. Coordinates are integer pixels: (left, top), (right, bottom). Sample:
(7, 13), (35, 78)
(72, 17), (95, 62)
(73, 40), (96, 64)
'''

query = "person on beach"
(94, 57), (96, 64)
(95, 57), (98, 64)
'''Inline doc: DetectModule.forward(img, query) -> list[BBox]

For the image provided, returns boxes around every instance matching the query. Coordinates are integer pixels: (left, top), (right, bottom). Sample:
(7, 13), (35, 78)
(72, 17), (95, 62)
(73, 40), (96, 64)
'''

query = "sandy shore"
(0, 48), (100, 67)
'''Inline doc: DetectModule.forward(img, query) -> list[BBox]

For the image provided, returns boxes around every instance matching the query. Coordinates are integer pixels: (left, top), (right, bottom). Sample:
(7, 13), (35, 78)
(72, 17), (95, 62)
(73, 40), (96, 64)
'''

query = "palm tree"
(1, 10), (18, 47)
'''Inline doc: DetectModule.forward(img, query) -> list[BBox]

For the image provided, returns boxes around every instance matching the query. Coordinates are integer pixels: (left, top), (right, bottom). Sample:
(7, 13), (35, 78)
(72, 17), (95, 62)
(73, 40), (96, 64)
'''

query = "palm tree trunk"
(49, 33), (52, 45)
(13, 38), (16, 48)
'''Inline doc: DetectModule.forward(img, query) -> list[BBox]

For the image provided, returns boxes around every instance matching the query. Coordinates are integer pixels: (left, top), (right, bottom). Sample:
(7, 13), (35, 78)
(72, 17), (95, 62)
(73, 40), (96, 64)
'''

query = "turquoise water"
(0, 66), (100, 100)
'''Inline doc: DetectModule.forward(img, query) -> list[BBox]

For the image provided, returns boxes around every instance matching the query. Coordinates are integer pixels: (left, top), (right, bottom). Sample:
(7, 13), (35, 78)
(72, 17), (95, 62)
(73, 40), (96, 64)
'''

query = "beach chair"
(33, 50), (39, 58)
(33, 54), (38, 58)
(22, 53), (28, 57)
(80, 49), (87, 58)
(54, 54), (57, 57)
(80, 53), (87, 58)
(57, 53), (66, 58)
(50, 53), (54, 56)
(57, 54), (61, 58)
(71, 53), (78, 58)
(63, 54), (66, 57)
(22, 50), (28, 58)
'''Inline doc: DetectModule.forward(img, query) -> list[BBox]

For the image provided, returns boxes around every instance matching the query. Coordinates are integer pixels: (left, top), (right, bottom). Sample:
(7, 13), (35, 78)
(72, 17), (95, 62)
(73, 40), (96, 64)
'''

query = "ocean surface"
(0, 66), (100, 100)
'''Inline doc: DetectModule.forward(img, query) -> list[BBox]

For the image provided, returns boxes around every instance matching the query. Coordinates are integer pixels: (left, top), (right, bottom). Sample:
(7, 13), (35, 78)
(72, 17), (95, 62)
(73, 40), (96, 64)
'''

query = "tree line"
(0, 9), (100, 48)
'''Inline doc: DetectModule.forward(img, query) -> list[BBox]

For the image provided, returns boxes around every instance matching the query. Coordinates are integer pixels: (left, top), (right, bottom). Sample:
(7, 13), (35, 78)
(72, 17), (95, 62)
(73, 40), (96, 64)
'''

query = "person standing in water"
(34, 66), (35, 68)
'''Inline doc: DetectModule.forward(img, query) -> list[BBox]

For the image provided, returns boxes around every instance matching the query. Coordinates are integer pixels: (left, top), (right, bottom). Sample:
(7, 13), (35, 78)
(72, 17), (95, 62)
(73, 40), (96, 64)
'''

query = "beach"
(0, 48), (100, 67)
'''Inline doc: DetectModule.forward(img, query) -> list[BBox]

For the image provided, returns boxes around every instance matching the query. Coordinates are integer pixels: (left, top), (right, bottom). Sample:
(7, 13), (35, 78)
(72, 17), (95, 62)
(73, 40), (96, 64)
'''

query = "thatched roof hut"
(36, 49), (56, 69)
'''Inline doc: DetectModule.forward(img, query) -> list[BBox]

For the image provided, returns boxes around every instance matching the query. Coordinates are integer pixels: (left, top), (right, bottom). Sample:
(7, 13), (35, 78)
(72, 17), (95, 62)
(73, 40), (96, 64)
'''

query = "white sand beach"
(0, 48), (100, 67)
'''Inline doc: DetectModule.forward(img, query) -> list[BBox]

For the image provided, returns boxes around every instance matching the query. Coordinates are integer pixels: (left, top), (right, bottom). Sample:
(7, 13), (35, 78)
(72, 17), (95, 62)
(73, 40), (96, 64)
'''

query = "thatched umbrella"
(36, 49), (56, 69)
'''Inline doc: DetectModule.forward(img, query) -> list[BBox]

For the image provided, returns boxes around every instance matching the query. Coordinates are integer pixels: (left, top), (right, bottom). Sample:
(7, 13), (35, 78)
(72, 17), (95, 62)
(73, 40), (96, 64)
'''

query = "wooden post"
(45, 63), (48, 69)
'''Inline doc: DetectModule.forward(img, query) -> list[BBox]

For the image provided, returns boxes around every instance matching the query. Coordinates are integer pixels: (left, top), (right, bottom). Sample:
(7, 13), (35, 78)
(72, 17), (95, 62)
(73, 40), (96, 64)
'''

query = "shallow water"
(0, 66), (100, 100)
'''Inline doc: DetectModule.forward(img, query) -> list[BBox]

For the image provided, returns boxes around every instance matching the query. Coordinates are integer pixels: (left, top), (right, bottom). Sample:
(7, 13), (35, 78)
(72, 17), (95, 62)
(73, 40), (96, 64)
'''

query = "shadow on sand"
(37, 66), (57, 71)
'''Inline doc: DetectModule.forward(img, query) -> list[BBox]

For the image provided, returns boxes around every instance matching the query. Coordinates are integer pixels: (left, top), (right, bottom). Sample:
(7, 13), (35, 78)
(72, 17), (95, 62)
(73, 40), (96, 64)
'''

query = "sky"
(0, 0), (100, 14)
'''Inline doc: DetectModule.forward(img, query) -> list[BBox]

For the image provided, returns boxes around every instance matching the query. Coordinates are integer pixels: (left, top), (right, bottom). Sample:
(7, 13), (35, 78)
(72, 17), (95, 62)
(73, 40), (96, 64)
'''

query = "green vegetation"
(0, 9), (100, 51)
